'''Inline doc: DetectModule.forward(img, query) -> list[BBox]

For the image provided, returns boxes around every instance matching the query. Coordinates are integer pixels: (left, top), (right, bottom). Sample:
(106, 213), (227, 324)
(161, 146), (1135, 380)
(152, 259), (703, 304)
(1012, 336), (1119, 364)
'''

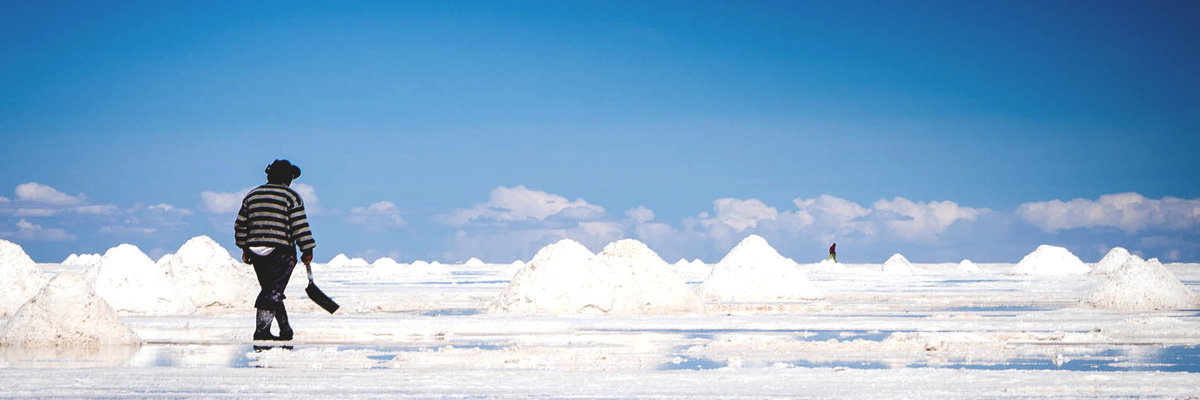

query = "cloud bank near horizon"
(1, 181), (1198, 263)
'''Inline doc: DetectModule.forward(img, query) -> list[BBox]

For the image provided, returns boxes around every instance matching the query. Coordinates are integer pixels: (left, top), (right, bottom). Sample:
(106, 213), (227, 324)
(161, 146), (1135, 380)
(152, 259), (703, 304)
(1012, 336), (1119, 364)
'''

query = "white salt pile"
(159, 236), (257, 312)
(696, 235), (823, 302)
(956, 259), (981, 273)
(372, 257), (401, 268)
(62, 253), (102, 269)
(810, 258), (846, 273)
(86, 244), (195, 315)
(0, 272), (140, 347)
(881, 254), (916, 274)
(464, 258), (486, 267)
(1009, 245), (1090, 276)
(0, 240), (48, 317)
(1092, 247), (1132, 276)
(410, 260), (431, 268)
(493, 238), (699, 314)
(1080, 255), (1199, 310)
(327, 254), (370, 268)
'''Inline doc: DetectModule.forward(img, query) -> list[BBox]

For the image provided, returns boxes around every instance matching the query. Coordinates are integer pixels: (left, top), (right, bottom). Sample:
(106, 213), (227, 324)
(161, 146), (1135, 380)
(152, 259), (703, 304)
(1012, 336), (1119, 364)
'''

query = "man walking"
(235, 159), (316, 341)
(828, 243), (837, 263)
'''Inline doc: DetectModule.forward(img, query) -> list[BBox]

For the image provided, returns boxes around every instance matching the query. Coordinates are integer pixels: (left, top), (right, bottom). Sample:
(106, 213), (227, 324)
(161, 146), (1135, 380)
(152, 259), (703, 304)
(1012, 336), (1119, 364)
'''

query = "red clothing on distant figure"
(829, 243), (836, 255)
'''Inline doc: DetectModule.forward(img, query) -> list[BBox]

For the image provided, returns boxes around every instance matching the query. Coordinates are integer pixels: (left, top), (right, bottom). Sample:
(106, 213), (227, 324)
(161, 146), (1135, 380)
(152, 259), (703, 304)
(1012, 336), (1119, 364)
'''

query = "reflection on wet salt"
(942, 305), (1054, 312)
(660, 356), (726, 370)
(421, 309), (482, 317)
(1, 344), (139, 368)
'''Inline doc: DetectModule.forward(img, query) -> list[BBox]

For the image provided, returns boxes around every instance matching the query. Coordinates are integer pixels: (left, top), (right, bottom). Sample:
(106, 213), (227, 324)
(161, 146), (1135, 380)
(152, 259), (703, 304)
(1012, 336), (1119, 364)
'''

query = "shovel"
(304, 261), (340, 314)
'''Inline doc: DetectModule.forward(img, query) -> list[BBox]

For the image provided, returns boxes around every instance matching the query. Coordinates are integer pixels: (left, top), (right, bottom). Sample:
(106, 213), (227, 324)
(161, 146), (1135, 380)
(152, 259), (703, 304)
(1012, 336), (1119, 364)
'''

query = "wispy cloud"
(1017, 193), (1200, 233)
(347, 201), (406, 232)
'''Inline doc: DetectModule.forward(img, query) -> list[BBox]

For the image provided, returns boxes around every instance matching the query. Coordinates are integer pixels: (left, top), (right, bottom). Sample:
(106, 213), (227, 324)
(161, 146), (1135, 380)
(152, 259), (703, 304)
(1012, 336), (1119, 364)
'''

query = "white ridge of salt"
(0, 239), (48, 317)
(1092, 247), (1132, 276)
(881, 254), (916, 274)
(810, 258), (846, 273)
(697, 235), (822, 302)
(62, 253), (103, 269)
(956, 259), (980, 273)
(0, 272), (140, 347)
(674, 258), (689, 267)
(410, 260), (430, 268)
(493, 238), (700, 314)
(85, 244), (195, 315)
(372, 257), (401, 268)
(1080, 255), (1199, 310)
(160, 236), (257, 312)
(1009, 245), (1090, 276)
(326, 254), (352, 268)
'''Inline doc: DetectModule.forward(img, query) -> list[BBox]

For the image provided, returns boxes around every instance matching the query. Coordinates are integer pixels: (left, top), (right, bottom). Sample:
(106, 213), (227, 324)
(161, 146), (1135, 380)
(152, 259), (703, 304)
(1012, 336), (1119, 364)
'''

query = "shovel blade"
(305, 282), (340, 314)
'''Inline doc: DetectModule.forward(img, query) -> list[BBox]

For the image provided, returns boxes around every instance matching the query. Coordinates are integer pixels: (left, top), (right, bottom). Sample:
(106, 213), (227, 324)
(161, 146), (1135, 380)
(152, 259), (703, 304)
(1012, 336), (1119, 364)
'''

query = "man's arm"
(235, 199), (251, 264)
(288, 195), (316, 265)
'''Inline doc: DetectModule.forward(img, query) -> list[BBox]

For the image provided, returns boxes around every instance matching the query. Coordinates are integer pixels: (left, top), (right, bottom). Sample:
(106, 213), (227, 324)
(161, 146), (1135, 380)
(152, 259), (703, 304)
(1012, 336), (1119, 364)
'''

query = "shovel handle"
(305, 261), (314, 285)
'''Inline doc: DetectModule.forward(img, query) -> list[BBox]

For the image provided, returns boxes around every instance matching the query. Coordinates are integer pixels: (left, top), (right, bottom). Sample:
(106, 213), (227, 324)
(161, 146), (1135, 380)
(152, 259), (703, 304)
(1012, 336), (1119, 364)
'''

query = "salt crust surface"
(85, 244), (195, 315)
(0, 240), (47, 317)
(1009, 245), (1090, 276)
(1092, 247), (1132, 276)
(160, 236), (257, 312)
(697, 235), (822, 302)
(493, 239), (699, 314)
(881, 254), (916, 274)
(1080, 255), (1199, 310)
(0, 272), (140, 347)
(956, 259), (980, 273)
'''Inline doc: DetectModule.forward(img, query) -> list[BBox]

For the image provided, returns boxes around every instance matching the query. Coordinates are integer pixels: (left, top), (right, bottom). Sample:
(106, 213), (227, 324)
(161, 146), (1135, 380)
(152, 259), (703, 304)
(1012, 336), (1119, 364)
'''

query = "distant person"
(828, 243), (837, 263)
(235, 159), (316, 341)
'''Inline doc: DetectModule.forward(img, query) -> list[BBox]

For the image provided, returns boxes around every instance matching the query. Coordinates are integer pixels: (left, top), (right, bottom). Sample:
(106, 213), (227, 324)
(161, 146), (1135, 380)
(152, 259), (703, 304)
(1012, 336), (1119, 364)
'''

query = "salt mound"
(1009, 245), (1089, 276)
(411, 260), (430, 268)
(327, 254), (370, 268)
(464, 258), (486, 267)
(1092, 247), (1132, 276)
(0, 240), (48, 317)
(1081, 255), (1199, 310)
(697, 235), (822, 302)
(493, 239), (699, 314)
(0, 272), (140, 347)
(956, 259), (980, 273)
(597, 239), (669, 269)
(86, 244), (195, 315)
(159, 236), (257, 312)
(62, 253), (102, 269)
(690, 259), (706, 268)
(810, 258), (846, 273)
(881, 254), (916, 274)
(372, 257), (401, 268)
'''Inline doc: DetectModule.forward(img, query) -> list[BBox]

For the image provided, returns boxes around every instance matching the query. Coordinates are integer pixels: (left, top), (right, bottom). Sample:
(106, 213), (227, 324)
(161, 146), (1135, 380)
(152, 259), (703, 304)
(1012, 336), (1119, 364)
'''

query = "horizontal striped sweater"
(235, 183), (316, 252)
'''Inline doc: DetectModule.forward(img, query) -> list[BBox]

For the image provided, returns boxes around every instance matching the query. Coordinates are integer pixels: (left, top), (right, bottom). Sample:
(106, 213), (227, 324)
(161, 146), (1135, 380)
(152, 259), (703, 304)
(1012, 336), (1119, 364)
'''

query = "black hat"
(265, 159), (301, 180)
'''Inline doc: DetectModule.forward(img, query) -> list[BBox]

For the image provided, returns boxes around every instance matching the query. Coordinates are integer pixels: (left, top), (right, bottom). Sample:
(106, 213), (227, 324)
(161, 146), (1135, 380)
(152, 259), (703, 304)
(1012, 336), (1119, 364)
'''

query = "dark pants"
(250, 248), (296, 311)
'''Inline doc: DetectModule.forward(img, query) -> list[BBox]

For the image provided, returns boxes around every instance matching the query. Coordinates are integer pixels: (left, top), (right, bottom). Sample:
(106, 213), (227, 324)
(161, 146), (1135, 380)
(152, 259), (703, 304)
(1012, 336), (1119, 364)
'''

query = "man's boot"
(275, 304), (293, 341)
(253, 308), (279, 341)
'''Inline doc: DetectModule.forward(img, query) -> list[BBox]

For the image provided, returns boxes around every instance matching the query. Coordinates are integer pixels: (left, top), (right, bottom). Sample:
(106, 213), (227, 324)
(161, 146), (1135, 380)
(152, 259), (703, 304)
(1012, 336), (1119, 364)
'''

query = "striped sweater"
(234, 183), (316, 252)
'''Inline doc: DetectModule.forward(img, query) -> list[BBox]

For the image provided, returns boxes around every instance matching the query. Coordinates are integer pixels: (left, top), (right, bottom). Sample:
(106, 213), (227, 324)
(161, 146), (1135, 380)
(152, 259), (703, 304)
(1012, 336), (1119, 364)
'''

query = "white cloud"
(440, 186), (605, 226)
(0, 219), (76, 241)
(1017, 193), (1200, 233)
(625, 206), (655, 224)
(200, 188), (250, 214)
(73, 204), (120, 215)
(0, 196), (8, 203)
(101, 203), (195, 236)
(347, 201), (406, 232)
(872, 197), (982, 243)
(710, 198), (779, 231)
(14, 182), (84, 205)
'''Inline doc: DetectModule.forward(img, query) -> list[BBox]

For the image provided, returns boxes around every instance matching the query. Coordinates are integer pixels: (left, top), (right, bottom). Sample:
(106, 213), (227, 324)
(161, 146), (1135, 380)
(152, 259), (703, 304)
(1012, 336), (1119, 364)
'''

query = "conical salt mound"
(1080, 255), (1199, 310)
(1009, 245), (1089, 276)
(372, 257), (401, 268)
(493, 239), (700, 314)
(697, 235), (822, 301)
(62, 253), (102, 269)
(1092, 247), (1132, 276)
(326, 254), (352, 267)
(597, 239), (669, 269)
(86, 244), (195, 315)
(464, 257), (486, 267)
(956, 259), (980, 273)
(881, 254), (916, 274)
(810, 258), (846, 273)
(0, 239), (48, 317)
(160, 236), (257, 312)
(0, 272), (141, 347)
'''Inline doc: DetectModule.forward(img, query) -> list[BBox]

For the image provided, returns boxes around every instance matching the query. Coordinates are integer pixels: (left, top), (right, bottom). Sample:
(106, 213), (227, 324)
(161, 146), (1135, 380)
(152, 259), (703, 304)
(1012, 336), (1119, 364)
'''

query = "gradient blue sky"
(2, 1), (1198, 263)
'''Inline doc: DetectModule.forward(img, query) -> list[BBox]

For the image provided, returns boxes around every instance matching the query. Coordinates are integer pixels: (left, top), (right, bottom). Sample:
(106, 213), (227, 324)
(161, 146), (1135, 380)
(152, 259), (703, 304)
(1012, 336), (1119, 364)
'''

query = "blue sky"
(2, 1), (1198, 263)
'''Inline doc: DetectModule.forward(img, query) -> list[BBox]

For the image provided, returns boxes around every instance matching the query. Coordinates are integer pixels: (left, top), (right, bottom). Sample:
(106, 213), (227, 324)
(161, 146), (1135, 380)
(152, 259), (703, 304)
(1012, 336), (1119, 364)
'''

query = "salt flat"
(1, 258), (1198, 399)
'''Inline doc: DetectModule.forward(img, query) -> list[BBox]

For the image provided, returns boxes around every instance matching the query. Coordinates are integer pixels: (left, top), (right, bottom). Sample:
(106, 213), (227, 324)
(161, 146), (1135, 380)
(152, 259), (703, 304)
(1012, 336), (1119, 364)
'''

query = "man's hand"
(241, 250), (252, 265)
(301, 251), (313, 266)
